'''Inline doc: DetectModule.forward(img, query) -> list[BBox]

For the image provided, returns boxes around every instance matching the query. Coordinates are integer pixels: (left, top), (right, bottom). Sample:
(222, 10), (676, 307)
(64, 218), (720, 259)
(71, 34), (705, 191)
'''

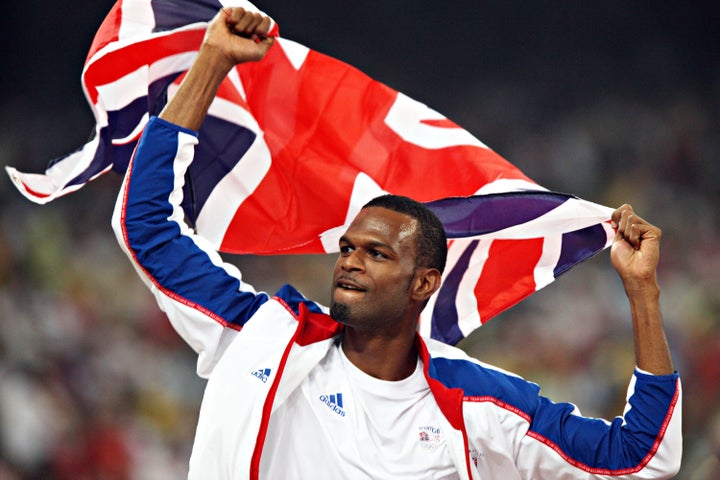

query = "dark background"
(1, 1), (718, 478)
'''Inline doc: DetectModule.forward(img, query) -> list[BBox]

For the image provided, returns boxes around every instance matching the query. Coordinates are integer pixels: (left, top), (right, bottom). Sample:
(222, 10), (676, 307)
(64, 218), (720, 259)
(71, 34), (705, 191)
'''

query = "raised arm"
(160, 7), (274, 130)
(511, 205), (681, 478)
(610, 204), (674, 375)
(111, 7), (275, 377)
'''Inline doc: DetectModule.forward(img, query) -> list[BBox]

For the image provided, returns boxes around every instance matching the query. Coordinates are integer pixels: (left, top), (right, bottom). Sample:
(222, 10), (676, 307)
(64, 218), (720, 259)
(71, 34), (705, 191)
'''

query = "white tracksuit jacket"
(112, 117), (682, 479)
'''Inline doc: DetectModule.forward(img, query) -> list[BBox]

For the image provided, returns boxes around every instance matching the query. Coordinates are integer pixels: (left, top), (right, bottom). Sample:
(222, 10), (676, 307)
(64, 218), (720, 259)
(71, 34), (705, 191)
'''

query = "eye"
(339, 245), (354, 255)
(368, 249), (386, 259)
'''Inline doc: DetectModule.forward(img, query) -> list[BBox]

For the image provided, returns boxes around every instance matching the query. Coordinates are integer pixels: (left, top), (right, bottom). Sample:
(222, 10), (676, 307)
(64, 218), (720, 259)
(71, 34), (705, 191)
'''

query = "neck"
(340, 328), (419, 381)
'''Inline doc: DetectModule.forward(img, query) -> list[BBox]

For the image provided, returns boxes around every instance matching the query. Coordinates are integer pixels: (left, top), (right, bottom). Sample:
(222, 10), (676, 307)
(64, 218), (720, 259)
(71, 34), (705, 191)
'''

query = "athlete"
(112, 7), (682, 479)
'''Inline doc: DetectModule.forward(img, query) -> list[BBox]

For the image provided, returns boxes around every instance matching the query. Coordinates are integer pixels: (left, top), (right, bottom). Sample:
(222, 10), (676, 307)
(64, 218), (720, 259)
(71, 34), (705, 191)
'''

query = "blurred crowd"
(1, 4), (718, 479)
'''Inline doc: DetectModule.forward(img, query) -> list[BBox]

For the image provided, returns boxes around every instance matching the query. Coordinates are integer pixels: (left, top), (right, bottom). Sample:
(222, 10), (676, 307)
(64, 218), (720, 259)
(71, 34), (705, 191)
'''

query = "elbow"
(111, 184), (129, 251)
(648, 407), (683, 479)
(659, 435), (683, 479)
(111, 199), (123, 232)
(668, 461), (682, 479)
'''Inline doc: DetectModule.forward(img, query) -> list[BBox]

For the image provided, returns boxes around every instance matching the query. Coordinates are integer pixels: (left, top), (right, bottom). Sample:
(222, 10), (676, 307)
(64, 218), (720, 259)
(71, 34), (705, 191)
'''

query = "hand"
(201, 7), (275, 72)
(610, 204), (661, 290)
(159, 7), (274, 130)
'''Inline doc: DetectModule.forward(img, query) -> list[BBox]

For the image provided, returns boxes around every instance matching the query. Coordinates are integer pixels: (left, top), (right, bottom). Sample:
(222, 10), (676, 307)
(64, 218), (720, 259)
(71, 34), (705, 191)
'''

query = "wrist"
(623, 278), (660, 306)
(621, 273), (659, 295)
(194, 44), (236, 82)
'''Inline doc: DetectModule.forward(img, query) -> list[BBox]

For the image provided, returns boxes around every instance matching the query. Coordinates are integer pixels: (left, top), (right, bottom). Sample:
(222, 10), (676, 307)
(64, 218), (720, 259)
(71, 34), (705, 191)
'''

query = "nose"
(339, 249), (364, 272)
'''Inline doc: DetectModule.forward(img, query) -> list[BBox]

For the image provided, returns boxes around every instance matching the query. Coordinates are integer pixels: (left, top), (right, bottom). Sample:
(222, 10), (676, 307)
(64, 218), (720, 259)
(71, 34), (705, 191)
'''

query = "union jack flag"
(5, 0), (614, 344)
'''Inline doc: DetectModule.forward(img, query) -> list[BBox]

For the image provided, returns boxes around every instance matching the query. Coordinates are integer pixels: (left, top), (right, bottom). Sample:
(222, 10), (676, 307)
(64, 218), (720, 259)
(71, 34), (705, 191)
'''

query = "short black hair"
(362, 195), (447, 274)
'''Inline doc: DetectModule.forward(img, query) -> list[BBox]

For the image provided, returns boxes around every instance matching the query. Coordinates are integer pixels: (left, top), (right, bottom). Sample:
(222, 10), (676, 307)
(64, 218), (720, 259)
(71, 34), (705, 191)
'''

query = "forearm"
(610, 205), (675, 375)
(625, 279), (674, 375)
(159, 46), (234, 131)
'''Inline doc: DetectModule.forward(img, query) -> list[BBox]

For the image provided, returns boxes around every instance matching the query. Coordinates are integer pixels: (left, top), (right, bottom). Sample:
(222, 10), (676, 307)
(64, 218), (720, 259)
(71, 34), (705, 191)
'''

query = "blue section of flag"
(151, 0), (220, 32)
(430, 240), (479, 344)
(555, 223), (609, 277)
(426, 192), (570, 238)
(183, 116), (257, 224)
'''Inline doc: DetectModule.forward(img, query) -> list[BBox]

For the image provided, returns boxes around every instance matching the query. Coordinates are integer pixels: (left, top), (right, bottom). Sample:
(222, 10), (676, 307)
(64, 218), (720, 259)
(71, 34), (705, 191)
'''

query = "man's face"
(330, 207), (419, 334)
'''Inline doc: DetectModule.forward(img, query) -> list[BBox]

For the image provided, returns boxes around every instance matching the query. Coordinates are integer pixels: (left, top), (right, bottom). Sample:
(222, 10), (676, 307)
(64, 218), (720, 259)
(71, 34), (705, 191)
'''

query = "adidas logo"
(251, 368), (271, 383)
(319, 393), (346, 417)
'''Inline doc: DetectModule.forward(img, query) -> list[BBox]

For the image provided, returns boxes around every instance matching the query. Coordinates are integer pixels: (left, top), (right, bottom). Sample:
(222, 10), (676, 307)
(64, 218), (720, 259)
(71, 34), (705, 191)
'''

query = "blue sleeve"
(526, 369), (681, 476)
(430, 356), (682, 478)
(112, 116), (271, 375)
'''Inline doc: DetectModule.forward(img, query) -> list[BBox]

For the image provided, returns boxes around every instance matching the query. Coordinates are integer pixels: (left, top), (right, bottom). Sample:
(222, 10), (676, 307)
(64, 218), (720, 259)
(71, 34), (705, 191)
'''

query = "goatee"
(330, 302), (351, 324)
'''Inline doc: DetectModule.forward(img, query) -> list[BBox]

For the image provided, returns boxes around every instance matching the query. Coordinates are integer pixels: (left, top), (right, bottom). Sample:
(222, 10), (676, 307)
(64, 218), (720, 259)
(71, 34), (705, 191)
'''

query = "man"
(112, 7), (681, 479)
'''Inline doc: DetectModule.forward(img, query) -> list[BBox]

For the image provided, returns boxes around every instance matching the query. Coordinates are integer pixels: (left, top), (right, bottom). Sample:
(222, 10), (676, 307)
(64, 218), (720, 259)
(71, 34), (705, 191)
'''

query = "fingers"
(223, 7), (272, 39)
(203, 7), (274, 66)
(611, 204), (661, 250)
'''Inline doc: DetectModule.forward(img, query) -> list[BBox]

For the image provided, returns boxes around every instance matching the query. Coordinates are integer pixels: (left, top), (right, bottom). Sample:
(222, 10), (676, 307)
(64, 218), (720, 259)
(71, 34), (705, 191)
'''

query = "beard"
(330, 299), (385, 335)
(330, 301), (351, 325)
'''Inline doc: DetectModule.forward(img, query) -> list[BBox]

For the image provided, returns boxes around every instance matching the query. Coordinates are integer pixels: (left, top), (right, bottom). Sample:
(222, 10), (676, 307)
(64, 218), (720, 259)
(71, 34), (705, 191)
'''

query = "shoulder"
(269, 284), (340, 344)
(273, 283), (329, 316)
(423, 336), (541, 413)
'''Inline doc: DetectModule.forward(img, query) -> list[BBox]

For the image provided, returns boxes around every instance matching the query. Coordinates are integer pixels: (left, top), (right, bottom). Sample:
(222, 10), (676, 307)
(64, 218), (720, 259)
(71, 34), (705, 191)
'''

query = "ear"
(410, 268), (442, 302)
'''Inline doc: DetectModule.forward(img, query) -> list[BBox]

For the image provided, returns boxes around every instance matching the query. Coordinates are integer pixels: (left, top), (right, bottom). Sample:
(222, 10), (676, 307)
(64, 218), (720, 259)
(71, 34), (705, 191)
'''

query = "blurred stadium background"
(1, 1), (718, 478)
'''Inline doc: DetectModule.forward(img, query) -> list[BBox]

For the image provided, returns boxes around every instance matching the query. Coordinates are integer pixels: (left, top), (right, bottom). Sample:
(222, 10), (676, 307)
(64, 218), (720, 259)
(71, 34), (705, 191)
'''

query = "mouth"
(334, 277), (366, 293)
